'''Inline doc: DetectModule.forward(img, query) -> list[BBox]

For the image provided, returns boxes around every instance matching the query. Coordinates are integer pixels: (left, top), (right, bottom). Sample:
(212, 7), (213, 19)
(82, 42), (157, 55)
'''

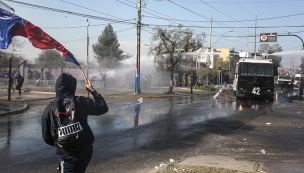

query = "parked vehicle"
(276, 74), (293, 90)
(293, 74), (302, 88)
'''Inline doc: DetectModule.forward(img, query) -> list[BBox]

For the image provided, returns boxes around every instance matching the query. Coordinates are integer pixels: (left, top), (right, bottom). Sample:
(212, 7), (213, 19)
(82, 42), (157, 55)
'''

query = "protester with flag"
(0, 8), (80, 66)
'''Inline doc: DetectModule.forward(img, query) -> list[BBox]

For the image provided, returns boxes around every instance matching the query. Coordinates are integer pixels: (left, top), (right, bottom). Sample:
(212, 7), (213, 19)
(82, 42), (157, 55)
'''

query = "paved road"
(0, 87), (303, 173)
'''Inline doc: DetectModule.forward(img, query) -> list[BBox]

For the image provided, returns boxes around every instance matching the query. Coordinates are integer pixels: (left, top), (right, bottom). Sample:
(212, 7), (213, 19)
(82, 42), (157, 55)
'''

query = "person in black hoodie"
(14, 73), (24, 95)
(42, 73), (108, 173)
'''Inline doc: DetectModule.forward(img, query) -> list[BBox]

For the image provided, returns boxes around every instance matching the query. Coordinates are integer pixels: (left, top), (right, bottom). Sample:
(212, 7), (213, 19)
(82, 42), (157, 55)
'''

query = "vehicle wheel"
(268, 96), (274, 101)
(236, 88), (240, 99)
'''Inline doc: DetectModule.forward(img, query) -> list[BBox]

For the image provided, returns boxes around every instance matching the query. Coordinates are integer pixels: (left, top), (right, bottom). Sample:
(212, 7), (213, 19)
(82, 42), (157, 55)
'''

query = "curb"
(0, 102), (29, 116)
(28, 90), (56, 94)
(104, 95), (180, 99)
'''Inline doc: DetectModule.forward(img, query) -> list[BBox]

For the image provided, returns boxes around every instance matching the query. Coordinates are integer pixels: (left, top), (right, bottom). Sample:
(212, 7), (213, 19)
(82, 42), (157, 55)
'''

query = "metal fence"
(0, 78), (108, 92)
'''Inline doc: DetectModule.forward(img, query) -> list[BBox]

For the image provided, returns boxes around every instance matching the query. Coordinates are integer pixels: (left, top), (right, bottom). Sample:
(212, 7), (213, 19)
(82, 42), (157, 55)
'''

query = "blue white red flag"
(0, 8), (79, 66)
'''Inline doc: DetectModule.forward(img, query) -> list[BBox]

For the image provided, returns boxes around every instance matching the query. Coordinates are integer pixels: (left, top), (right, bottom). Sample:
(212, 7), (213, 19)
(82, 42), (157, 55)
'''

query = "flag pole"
(87, 19), (90, 98)
(79, 65), (88, 83)
(79, 65), (90, 97)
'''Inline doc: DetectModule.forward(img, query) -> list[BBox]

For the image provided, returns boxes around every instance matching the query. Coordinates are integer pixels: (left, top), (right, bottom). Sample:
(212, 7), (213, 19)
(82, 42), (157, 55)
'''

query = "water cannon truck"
(233, 52), (277, 100)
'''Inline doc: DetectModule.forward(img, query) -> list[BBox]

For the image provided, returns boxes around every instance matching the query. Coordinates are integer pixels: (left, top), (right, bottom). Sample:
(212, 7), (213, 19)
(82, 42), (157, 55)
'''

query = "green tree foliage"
(92, 24), (124, 68)
(38, 50), (79, 80)
(196, 56), (237, 86)
(38, 49), (65, 69)
(258, 43), (283, 66)
(148, 25), (204, 93)
(0, 37), (29, 71)
(0, 53), (24, 69)
(196, 68), (218, 85)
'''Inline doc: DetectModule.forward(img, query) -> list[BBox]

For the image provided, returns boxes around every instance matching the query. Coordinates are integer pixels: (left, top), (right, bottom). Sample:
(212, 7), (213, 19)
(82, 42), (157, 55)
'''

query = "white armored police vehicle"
(233, 52), (277, 100)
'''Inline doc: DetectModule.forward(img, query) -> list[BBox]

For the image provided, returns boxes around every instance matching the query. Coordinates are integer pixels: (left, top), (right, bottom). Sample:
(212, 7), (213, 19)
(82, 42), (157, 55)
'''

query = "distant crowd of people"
(0, 69), (19, 79)
(0, 68), (24, 95)
(0, 68), (54, 88)
(26, 69), (54, 87)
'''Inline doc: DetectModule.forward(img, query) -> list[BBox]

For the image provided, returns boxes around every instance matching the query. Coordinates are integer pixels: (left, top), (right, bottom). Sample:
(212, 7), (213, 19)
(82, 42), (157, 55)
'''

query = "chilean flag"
(0, 8), (79, 66)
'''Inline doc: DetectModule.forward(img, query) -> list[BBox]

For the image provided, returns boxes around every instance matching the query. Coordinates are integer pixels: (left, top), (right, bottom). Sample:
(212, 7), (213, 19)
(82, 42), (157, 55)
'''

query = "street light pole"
(211, 31), (233, 48)
(229, 55), (232, 86)
(282, 28), (304, 98)
(217, 67), (221, 89)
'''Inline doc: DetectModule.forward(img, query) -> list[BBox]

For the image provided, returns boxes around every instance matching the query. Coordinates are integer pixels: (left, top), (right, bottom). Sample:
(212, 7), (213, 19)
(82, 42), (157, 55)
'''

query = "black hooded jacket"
(42, 73), (108, 159)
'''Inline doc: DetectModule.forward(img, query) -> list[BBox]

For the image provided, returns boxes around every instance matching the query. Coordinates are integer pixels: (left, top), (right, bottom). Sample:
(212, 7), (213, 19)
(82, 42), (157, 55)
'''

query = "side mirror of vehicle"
(274, 66), (278, 76)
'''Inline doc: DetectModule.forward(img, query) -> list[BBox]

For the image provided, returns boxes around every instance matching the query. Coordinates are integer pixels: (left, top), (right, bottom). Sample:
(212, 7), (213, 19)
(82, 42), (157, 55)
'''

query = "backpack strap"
(49, 97), (62, 141)
(54, 105), (75, 117)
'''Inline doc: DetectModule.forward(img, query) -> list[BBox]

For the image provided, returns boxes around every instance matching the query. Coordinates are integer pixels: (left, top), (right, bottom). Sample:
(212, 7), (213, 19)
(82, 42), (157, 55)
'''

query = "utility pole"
(8, 58), (12, 101)
(208, 17), (212, 49)
(254, 15), (257, 58)
(135, 0), (141, 94)
(300, 56), (304, 98)
(207, 17), (212, 71)
(87, 19), (90, 97)
(190, 57), (193, 94)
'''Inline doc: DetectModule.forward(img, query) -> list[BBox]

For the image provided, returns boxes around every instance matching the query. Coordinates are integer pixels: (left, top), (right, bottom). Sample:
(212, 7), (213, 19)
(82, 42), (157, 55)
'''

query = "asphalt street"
(0, 87), (303, 173)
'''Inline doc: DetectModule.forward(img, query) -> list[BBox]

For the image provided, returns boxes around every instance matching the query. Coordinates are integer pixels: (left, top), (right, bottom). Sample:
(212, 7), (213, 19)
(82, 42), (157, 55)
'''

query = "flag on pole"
(0, 8), (79, 65)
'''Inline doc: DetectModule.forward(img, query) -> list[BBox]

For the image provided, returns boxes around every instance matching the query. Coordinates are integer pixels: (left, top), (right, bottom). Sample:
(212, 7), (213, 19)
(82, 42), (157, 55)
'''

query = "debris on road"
(160, 162), (165, 168)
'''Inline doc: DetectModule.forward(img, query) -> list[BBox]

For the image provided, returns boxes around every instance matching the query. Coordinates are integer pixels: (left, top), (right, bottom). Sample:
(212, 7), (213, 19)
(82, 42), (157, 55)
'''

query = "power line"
(3, 0), (136, 25)
(143, 11), (304, 22)
(22, 26), (137, 45)
(153, 0), (304, 3)
(198, 0), (251, 27)
(118, 1), (249, 54)
(121, 0), (210, 33)
(229, 0), (256, 16)
(58, 0), (154, 34)
(119, 0), (250, 47)
(59, 0), (124, 20)
(41, 21), (135, 29)
(142, 23), (304, 28)
(166, 0), (251, 36)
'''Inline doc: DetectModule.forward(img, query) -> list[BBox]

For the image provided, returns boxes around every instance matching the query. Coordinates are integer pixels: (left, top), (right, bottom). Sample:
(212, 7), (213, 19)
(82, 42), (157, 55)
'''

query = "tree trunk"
(167, 68), (174, 93)
(40, 67), (44, 80)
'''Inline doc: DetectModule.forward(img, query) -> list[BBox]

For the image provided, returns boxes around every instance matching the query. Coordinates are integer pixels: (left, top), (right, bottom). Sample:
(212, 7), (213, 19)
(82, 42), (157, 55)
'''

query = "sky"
(1, 0), (304, 68)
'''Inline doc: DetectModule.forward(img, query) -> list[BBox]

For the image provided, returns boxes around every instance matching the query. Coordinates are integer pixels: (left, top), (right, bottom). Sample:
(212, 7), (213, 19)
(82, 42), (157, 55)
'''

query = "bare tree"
(148, 25), (204, 93)
(258, 43), (283, 66)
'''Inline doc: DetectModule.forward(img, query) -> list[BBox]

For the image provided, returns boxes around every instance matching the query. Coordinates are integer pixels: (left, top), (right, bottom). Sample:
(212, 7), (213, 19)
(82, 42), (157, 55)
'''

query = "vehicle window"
(248, 64), (256, 76)
(295, 77), (300, 80)
(240, 63), (273, 77)
(257, 64), (266, 76)
(265, 64), (273, 77)
(235, 64), (238, 74)
(279, 76), (291, 80)
(240, 63), (247, 76)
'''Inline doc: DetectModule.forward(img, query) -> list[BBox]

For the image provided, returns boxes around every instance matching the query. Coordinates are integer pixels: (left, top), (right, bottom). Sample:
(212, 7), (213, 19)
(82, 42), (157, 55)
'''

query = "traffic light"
(87, 38), (89, 45)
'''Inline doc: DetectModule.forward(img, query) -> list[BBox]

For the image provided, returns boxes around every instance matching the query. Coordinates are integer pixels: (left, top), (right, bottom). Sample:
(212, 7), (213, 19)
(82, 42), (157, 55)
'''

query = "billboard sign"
(259, 32), (278, 42)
